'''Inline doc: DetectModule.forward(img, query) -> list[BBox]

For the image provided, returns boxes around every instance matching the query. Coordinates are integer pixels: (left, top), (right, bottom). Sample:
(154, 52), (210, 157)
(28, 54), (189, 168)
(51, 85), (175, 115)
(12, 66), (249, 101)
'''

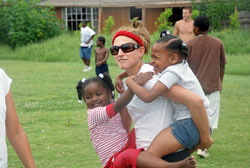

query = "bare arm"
(126, 74), (167, 103)
(119, 108), (132, 133)
(220, 65), (225, 83)
(86, 34), (95, 44)
(6, 90), (35, 168)
(113, 88), (134, 113)
(220, 44), (226, 83)
(163, 85), (213, 149)
(115, 71), (128, 93)
(173, 21), (180, 36)
(114, 73), (153, 112)
(95, 49), (97, 63)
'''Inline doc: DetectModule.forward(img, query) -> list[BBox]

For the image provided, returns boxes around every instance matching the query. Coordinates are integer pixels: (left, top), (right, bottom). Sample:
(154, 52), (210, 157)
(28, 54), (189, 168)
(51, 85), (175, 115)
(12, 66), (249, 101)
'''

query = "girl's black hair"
(76, 73), (115, 102)
(157, 35), (188, 61)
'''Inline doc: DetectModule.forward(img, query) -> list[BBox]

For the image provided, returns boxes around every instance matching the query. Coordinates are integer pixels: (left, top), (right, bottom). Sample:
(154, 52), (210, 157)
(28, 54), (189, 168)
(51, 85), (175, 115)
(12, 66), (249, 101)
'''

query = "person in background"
(80, 20), (96, 72)
(0, 68), (35, 168)
(187, 15), (227, 158)
(95, 36), (109, 76)
(173, 7), (194, 43)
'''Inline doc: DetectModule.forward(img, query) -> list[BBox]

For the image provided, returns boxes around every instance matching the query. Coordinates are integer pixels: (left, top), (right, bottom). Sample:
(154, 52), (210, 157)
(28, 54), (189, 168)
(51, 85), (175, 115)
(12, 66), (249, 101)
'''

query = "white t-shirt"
(159, 62), (213, 127)
(0, 68), (12, 168)
(124, 64), (174, 150)
(80, 26), (96, 47)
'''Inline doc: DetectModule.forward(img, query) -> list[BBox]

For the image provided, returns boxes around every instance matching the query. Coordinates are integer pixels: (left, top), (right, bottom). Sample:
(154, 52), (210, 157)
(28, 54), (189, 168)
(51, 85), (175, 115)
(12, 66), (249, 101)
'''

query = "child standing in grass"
(125, 36), (213, 158)
(76, 73), (196, 168)
(95, 36), (109, 76)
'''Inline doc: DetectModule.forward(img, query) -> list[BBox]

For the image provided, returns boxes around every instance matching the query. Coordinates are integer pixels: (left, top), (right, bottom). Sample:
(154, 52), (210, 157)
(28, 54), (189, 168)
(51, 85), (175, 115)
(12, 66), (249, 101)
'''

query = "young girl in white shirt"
(126, 36), (213, 158)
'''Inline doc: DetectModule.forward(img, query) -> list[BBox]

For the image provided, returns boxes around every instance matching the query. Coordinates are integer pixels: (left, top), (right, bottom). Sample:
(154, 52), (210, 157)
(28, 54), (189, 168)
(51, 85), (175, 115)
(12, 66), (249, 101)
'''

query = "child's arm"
(163, 85), (213, 150)
(95, 49), (97, 64)
(126, 74), (168, 103)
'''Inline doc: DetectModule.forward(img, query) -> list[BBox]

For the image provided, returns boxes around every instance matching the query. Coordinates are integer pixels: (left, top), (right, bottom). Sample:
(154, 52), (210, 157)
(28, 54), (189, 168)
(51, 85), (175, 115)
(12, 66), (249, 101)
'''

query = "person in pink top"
(76, 73), (196, 168)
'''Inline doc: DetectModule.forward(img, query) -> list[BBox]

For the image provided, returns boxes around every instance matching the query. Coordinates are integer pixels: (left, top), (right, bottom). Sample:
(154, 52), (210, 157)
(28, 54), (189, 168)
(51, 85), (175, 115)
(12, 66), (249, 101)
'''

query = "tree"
(102, 16), (115, 35)
(155, 8), (173, 33)
(0, 0), (62, 48)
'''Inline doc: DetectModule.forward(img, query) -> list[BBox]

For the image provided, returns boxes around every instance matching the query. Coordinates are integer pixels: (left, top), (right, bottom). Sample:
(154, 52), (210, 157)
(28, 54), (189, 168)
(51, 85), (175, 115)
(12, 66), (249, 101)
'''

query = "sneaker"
(82, 66), (92, 72)
(197, 149), (210, 158)
(87, 66), (92, 71)
(82, 67), (88, 72)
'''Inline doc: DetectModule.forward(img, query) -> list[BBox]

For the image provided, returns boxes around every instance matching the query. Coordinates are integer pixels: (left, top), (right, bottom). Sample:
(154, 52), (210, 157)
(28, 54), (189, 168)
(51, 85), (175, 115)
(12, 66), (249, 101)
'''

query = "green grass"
(0, 60), (249, 168)
(1, 29), (250, 69)
(0, 29), (250, 167)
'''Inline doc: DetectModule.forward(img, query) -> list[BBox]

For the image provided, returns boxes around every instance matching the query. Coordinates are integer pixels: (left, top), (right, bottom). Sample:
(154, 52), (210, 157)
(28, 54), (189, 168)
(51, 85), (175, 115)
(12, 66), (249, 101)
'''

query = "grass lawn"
(0, 59), (249, 168)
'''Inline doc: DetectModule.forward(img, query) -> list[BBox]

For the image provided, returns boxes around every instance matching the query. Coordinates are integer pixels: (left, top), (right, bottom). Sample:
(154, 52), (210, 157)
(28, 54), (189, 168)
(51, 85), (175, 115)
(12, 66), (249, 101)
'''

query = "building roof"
(39, 0), (194, 8)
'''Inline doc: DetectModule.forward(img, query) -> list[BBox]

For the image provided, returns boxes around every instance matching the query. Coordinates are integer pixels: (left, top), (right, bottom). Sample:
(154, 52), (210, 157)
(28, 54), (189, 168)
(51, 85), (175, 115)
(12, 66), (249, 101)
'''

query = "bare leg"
(85, 59), (90, 66)
(147, 127), (184, 158)
(81, 58), (88, 66)
(137, 151), (196, 168)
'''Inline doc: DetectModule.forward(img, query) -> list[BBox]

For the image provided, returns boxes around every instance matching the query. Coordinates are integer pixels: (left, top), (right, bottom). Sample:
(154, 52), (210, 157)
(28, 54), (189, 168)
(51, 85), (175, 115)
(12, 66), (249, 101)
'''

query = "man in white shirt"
(80, 20), (96, 72)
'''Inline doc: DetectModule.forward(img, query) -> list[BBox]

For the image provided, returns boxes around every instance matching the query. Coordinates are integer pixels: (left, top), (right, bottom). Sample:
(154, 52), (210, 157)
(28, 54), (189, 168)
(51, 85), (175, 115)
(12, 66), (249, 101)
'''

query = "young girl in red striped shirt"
(76, 73), (196, 168)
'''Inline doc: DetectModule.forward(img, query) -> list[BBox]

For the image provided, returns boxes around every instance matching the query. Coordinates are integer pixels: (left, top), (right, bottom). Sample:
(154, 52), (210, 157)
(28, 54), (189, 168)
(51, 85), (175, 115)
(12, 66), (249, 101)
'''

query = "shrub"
(102, 16), (115, 35)
(193, 0), (234, 30)
(0, 0), (62, 48)
(191, 9), (200, 20)
(229, 10), (240, 30)
(155, 8), (173, 33)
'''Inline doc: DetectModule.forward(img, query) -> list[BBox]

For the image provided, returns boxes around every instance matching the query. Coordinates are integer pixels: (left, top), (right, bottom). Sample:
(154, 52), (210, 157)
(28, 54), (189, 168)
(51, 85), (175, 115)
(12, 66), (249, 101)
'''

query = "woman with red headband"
(112, 20), (211, 165)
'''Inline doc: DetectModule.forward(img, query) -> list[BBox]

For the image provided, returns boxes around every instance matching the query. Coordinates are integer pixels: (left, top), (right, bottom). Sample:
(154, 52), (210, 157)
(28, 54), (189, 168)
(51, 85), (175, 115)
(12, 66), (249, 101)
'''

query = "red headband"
(112, 31), (144, 47)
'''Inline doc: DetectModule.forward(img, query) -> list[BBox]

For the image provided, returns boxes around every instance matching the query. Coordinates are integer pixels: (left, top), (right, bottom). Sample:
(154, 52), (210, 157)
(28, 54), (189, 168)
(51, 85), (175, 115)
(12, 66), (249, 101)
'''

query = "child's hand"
(96, 62), (101, 66)
(195, 136), (213, 150)
(134, 72), (154, 85)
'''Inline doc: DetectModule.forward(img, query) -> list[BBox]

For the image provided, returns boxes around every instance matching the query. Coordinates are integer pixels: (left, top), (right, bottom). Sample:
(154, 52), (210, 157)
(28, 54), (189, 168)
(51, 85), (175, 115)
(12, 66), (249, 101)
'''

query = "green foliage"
(155, 8), (173, 33)
(229, 10), (240, 30)
(237, 0), (250, 11)
(102, 16), (115, 35)
(87, 21), (93, 29)
(0, 0), (62, 48)
(191, 9), (200, 20)
(193, 1), (234, 30)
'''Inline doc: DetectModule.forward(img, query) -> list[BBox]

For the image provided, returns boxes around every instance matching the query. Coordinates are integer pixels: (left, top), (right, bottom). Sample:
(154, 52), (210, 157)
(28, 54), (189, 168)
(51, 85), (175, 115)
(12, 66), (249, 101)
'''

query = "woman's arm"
(126, 74), (168, 103)
(115, 71), (128, 93)
(5, 90), (35, 168)
(163, 85), (213, 150)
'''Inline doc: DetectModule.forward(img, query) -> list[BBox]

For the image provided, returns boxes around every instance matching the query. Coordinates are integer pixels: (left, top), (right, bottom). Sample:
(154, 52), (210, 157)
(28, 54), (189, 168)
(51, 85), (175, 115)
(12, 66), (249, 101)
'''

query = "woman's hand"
(115, 74), (125, 94)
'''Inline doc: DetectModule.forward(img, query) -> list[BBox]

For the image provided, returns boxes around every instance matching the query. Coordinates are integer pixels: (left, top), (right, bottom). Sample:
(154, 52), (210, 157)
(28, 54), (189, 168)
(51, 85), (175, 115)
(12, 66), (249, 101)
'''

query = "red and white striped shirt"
(87, 103), (129, 167)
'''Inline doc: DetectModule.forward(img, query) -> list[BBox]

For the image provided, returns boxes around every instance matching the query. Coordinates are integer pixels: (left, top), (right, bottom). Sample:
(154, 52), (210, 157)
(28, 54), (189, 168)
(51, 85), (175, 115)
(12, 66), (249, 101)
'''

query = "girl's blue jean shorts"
(171, 118), (200, 149)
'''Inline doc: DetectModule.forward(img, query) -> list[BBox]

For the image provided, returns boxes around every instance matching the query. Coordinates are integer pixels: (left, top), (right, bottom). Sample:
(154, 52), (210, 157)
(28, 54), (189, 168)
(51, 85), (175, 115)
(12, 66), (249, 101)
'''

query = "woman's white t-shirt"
(124, 64), (174, 150)
(0, 68), (12, 168)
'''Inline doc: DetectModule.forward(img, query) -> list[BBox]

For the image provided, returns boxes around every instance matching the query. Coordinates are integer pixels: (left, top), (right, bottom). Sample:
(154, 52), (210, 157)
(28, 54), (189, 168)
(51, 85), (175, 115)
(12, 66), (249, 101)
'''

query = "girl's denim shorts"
(171, 118), (200, 149)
